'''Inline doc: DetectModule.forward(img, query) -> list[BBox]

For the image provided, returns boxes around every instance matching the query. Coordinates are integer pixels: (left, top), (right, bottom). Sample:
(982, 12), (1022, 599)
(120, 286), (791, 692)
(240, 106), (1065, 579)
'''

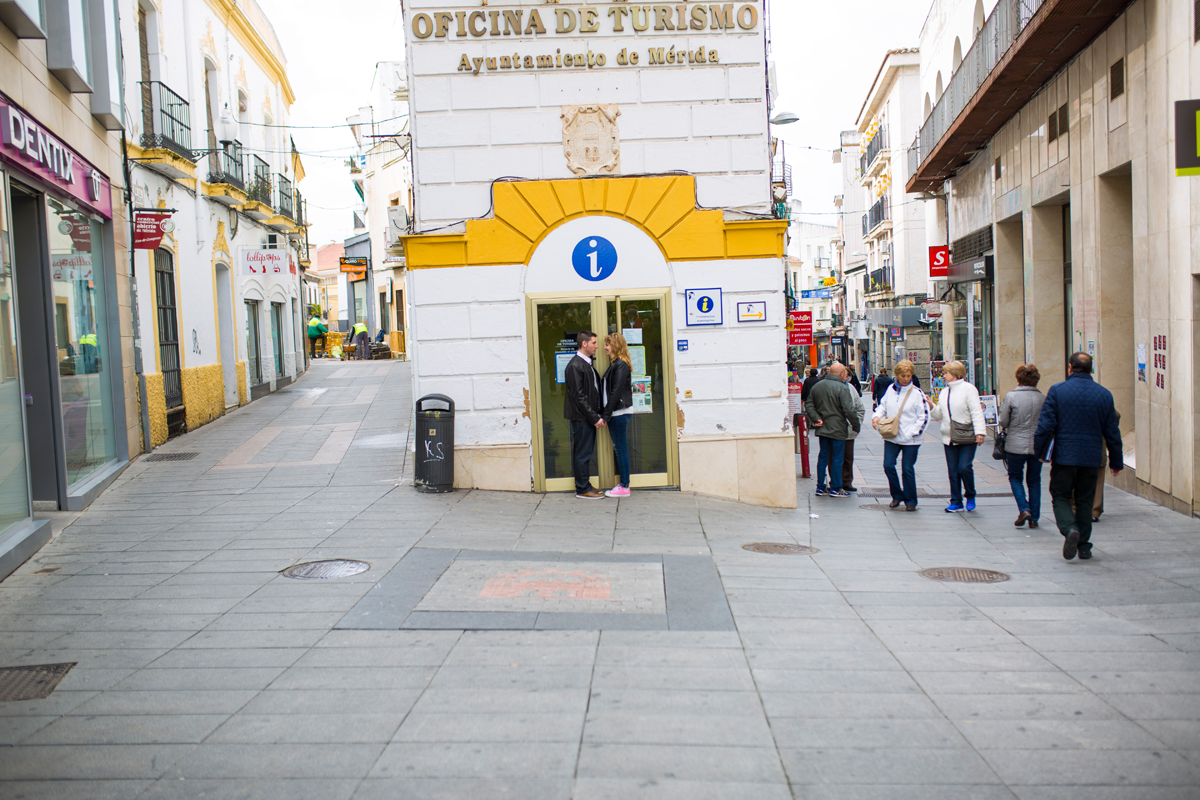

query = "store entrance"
(528, 292), (677, 493)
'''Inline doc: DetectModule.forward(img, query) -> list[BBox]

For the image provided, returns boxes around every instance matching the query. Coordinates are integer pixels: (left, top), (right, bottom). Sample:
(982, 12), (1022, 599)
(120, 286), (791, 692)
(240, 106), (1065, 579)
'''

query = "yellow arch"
(402, 175), (787, 269)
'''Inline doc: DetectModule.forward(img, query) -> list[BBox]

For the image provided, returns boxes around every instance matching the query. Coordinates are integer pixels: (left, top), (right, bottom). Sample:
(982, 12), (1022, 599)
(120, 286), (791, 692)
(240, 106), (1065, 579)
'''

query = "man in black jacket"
(564, 331), (606, 499)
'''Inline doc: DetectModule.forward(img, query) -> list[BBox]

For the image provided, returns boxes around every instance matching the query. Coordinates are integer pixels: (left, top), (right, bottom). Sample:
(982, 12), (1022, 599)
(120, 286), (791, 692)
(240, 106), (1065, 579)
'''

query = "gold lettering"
(555, 8), (576, 33)
(709, 4), (733, 29)
(648, 47), (665, 64)
(538, 54), (554, 68)
(486, 57), (497, 70)
(580, 8), (599, 33)
(411, 13), (433, 38)
(467, 11), (487, 36)
(653, 5), (675, 29)
(564, 53), (573, 66)
(617, 47), (628, 65)
(631, 5), (651, 31)
(737, 4), (758, 28)
(690, 6), (708, 29)
(630, 50), (639, 64)
(488, 10), (501, 35)
(524, 55), (535, 68)
(677, 5), (687, 29)
(433, 12), (453, 37)
(500, 56), (512, 68)
(608, 6), (628, 31)
(556, 49), (562, 67)
(457, 53), (472, 71)
(694, 46), (707, 62)
(455, 11), (466, 37)
(709, 49), (719, 62)
(473, 57), (484, 74)
(502, 10), (522, 35)
(596, 53), (606, 66)
(525, 9), (547, 34)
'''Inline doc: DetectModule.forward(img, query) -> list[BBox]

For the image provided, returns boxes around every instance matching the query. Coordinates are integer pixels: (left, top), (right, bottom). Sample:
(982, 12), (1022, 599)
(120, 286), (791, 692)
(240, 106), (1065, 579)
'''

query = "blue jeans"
(883, 441), (920, 506)
(608, 414), (631, 487)
(1005, 452), (1042, 520)
(944, 443), (977, 504)
(816, 437), (845, 492)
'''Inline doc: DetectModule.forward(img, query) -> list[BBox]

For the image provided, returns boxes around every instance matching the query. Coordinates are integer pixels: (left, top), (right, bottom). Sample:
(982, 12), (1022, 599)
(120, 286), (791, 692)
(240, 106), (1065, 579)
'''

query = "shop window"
(245, 300), (262, 385)
(270, 302), (283, 377)
(0, 178), (31, 533)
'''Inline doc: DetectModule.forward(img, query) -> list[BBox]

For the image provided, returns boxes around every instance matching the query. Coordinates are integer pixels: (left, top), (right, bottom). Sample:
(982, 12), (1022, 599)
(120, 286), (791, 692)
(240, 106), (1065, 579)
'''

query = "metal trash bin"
(414, 394), (455, 493)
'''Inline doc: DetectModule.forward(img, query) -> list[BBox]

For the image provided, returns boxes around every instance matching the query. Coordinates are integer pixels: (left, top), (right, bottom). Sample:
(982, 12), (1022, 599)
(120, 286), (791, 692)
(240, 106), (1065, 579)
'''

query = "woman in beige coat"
(927, 361), (987, 512)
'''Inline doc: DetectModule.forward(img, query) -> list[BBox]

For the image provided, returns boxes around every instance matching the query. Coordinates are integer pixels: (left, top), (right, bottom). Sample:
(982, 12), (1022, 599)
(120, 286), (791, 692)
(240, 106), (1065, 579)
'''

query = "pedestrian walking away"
(564, 330), (606, 499)
(837, 368), (865, 491)
(871, 367), (892, 409)
(871, 360), (928, 511)
(307, 313), (328, 359)
(800, 368), (821, 404)
(601, 332), (634, 498)
(805, 362), (860, 498)
(928, 360), (986, 512)
(350, 320), (370, 360)
(1034, 352), (1123, 561)
(998, 363), (1046, 529)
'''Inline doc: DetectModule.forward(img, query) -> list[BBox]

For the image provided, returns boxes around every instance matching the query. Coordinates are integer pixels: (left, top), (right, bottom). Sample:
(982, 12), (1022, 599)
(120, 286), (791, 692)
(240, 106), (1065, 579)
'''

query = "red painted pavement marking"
(479, 569), (613, 600)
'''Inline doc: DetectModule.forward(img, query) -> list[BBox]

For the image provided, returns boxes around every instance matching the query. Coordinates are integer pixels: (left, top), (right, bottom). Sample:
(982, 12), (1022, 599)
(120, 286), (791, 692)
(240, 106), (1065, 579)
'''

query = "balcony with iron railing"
(241, 156), (273, 219)
(859, 126), (888, 182)
(139, 81), (195, 171)
(275, 174), (295, 221)
(293, 191), (305, 227)
(907, 0), (1135, 193)
(864, 196), (891, 239)
(867, 266), (894, 295)
(205, 141), (245, 190)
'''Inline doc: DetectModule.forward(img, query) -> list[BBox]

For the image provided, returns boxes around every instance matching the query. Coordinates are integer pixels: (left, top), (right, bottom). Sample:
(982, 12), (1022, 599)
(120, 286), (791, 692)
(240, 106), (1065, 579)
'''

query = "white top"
(870, 382), (929, 446)
(928, 378), (987, 445)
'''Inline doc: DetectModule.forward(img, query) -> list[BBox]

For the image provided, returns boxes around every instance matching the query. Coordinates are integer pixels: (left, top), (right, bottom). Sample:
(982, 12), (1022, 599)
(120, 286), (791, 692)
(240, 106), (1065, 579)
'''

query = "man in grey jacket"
(806, 363), (861, 498)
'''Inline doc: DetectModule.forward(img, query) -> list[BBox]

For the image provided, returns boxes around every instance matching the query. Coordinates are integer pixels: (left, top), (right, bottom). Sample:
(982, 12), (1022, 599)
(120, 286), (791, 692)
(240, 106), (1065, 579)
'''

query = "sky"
(258, 0), (933, 247)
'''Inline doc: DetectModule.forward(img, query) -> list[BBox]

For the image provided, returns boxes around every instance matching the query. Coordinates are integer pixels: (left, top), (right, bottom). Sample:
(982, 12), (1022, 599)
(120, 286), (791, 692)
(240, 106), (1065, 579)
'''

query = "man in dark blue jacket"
(1034, 353), (1123, 560)
(564, 331), (606, 500)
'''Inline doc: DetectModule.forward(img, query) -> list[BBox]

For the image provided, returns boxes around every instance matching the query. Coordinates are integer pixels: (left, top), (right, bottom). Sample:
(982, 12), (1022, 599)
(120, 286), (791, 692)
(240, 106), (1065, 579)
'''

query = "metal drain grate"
(0, 663), (76, 701)
(918, 567), (1012, 583)
(857, 486), (1011, 499)
(741, 542), (819, 555)
(281, 559), (371, 579)
(144, 452), (200, 463)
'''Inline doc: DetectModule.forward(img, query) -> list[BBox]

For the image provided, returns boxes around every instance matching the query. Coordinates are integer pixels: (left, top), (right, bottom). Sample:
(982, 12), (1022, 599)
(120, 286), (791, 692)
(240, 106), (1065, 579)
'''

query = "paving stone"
(351, 777), (572, 800)
(206, 714), (402, 744)
(138, 778), (361, 800)
(22, 713), (229, 745)
(369, 741), (579, 778)
(576, 743), (787, 783)
(164, 743), (384, 779)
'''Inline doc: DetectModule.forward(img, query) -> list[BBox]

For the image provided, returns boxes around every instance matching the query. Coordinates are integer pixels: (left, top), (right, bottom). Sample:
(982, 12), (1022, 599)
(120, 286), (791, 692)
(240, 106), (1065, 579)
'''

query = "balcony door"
(527, 292), (677, 493)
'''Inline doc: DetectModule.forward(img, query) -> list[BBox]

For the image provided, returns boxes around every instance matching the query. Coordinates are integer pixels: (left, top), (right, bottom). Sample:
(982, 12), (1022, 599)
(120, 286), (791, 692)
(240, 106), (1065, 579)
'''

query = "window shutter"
(1110, 59), (1125, 99)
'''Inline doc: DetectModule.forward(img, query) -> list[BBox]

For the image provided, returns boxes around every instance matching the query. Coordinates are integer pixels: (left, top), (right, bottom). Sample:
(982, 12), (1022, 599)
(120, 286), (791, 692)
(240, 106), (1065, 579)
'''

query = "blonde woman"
(871, 360), (928, 510)
(927, 360), (986, 512)
(601, 332), (634, 497)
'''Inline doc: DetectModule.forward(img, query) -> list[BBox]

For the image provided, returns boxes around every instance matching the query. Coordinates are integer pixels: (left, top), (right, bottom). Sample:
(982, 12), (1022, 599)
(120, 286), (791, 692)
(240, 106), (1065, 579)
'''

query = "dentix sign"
(408, 2), (763, 76)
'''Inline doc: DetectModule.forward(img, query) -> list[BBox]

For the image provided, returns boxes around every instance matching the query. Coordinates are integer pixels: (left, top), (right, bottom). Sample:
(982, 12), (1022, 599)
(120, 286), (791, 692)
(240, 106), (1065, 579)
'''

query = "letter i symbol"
(588, 239), (600, 278)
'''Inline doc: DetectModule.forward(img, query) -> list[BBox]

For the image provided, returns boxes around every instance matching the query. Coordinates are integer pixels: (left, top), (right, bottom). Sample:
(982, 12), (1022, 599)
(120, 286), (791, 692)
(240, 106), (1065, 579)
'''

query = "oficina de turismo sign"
(0, 94), (111, 219)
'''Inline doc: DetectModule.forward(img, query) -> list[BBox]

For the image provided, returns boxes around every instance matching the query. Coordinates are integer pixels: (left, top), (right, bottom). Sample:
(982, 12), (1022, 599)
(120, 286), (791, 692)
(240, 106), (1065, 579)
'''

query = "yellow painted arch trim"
(201, 0), (296, 107)
(402, 175), (787, 269)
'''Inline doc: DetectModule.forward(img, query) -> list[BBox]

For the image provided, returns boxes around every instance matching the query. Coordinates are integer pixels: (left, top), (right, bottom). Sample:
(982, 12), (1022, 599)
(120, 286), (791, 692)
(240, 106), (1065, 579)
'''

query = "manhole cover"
(741, 543), (819, 555)
(144, 452), (199, 462)
(281, 559), (371, 579)
(0, 663), (76, 701)
(918, 567), (1011, 583)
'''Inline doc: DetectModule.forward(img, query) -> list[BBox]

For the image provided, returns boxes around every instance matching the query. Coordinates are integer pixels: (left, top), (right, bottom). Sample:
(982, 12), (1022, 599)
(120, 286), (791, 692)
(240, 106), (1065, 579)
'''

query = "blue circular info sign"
(572, 236), (617, 282)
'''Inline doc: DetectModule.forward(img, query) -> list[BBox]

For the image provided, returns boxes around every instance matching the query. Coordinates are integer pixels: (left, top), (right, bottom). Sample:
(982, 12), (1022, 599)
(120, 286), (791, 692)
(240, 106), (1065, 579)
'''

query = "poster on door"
(51, 252), (92, 282)
(631, 376), (653, 413)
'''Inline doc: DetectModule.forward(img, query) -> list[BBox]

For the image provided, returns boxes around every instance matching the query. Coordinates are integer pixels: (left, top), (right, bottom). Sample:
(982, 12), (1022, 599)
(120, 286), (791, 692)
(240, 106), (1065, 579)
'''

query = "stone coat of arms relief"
(562, 105), (621, 176)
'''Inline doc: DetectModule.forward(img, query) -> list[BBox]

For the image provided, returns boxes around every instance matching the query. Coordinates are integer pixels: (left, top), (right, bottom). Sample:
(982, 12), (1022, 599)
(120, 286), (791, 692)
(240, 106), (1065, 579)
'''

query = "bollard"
(794, 413), (811, 479)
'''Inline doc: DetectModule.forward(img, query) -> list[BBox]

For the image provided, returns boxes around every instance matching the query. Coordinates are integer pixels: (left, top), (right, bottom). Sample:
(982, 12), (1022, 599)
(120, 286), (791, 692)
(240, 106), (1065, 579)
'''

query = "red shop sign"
(133, 213), (173, 250)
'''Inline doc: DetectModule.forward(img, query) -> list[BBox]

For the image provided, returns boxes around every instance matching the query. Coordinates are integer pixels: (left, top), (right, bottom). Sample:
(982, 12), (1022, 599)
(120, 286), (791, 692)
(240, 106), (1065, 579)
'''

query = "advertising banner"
(133, 213), (173, 250)
(51, 252), (93, 282)
(928, 245), (949, 277)
(788, 310), (812, 347)
(242, 248), (289, 276)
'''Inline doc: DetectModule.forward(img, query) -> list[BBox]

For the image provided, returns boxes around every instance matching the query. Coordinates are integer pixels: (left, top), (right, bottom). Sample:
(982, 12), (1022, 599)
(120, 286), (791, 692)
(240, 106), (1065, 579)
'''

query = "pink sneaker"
(605, 485), (630, 498)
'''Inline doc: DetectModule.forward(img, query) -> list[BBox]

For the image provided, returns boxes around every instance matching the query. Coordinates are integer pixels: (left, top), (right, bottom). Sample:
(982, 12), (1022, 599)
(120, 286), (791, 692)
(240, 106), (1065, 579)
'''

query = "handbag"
(948, 384), (978, 445)
(877, 385), (913, 440)
(993, 429), (1007, 460)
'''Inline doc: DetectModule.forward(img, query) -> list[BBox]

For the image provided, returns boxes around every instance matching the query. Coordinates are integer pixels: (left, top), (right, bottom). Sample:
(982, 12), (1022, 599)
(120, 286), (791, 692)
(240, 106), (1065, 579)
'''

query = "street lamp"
(770, 111), (800, 125)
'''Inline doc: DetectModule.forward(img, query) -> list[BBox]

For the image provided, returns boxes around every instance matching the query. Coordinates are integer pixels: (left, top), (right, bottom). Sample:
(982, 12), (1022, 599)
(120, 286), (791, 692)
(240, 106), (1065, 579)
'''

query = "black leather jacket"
(563, 354), (601, 424)
(601, 359), (633, 421)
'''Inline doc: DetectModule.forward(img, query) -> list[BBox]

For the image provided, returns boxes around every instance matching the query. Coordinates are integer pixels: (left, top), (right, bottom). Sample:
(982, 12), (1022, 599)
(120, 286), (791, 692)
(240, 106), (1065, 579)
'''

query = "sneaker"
(815, 487), (827, 497)
(576, 489), (605, 499)
(830, 490), (852, 498)
(965, 498), (976, 512)
(605, 485), (630, 498)
(945, 504), (964, 513)
(1063, 527), (1080, 560)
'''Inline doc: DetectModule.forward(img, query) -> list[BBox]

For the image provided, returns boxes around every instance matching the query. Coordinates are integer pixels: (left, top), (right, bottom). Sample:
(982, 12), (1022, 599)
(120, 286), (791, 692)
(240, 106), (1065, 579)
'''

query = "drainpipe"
(123, 130), (152, 454)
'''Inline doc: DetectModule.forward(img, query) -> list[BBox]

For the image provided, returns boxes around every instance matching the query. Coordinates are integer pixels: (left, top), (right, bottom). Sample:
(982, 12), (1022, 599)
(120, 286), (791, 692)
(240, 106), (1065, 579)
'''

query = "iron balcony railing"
(860, 126), (888, 175)
(867, 196), (890, 233)
(771, 160), (793, 198)
(139, 81), (194, 162)
(867, 266), (893, 294)
(909, 0), (1045, 178)
(247, 156), (272, 207)
(293, 191), (305, 226)
(275, 174), (295, 220)
(205, 140), (245, 190)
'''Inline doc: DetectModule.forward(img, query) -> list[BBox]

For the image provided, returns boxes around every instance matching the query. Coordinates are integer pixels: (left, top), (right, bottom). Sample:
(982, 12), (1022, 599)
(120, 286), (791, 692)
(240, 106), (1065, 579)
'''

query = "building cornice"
(201, 0), (296, 107)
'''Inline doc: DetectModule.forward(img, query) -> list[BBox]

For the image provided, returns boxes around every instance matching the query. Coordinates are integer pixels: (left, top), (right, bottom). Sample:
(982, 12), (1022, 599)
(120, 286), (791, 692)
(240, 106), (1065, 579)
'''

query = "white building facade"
(123, 0), (307, 444)
(401, 0), (795, 507)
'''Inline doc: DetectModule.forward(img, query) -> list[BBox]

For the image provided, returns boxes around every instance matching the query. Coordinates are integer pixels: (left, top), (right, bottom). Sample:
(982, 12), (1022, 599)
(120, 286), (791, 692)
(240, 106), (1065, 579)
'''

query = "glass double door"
(530, 293), (676, 493)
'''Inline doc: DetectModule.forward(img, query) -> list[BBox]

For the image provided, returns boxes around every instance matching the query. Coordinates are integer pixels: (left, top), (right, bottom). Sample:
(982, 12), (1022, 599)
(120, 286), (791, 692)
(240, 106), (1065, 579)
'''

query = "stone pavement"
(0, 359), (1197, 799)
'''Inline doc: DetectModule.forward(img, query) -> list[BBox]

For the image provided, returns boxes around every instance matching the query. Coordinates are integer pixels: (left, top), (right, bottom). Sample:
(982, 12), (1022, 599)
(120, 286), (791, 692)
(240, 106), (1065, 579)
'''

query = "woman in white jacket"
(871, 360), (928, 511)
(926, 360), (987, 512)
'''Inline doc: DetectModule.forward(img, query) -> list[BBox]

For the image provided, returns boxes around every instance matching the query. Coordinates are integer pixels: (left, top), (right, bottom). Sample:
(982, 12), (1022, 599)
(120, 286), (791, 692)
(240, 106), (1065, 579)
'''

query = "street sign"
(133, 212), (173, 250)
(736, 301), (766, 323)
(677, 339), (688, 352)
(889, 326), (902, 339)
(822, 277), (837, 287)
(800, 289), (831, 299)
(928, 245), (949, 277)
(685, 288), (723, 326)
(788, 310), (812, 346)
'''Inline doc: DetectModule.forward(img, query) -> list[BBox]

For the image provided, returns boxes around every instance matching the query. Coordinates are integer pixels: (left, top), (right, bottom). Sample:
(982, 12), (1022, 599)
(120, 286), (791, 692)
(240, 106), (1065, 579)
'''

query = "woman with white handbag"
(871, 360), (929, 511)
